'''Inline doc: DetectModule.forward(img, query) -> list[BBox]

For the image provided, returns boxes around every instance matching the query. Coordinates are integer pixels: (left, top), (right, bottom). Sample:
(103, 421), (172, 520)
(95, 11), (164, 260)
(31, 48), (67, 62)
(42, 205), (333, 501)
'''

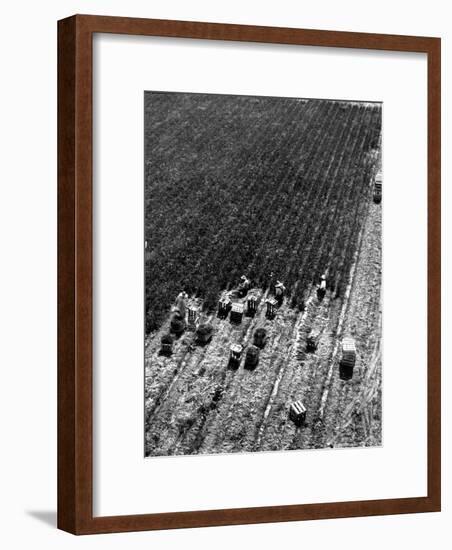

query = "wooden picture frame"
(58, 14), (441, 535)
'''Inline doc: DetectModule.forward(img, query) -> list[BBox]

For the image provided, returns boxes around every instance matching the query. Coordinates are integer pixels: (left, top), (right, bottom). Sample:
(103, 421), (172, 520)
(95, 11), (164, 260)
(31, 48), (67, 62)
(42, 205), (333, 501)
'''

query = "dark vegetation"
(145, 92), (381, 334)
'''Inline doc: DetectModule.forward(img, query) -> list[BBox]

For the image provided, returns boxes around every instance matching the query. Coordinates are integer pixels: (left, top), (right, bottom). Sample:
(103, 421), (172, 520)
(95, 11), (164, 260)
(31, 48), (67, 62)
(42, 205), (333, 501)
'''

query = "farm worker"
(240, 275), (251, 292)
(275, 281), (286, 302)
(175, 291), (188, 318)
(320, 274), (326, 291)
(268, 271), (276, 294)
(275, 280), (285, 293)
(175, 291), (187, 304)
(241, 274), (250, 286)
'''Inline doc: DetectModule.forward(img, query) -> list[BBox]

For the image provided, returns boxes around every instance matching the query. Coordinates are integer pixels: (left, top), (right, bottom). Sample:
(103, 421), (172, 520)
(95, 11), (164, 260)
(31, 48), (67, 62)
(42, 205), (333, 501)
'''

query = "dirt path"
(320, 202), (382, 448)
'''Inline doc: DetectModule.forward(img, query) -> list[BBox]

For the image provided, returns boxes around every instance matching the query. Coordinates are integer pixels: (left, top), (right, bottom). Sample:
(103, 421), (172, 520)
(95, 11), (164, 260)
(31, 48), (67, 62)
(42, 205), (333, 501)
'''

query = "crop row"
(144, 93), (381, 333)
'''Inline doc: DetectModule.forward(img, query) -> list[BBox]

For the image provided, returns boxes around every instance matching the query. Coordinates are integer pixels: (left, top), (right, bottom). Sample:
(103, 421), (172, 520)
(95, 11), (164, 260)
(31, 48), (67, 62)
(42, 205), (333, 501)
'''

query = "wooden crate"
(266, 297), (277, 319)
(230, 302), (244, 323)
(289, 400), (307, 427)
(246, 296), (257, 316)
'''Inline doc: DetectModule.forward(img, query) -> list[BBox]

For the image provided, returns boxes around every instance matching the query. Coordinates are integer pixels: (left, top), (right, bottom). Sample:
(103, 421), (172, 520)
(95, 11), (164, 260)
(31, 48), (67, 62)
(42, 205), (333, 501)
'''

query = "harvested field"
(144, 92), (382, 456)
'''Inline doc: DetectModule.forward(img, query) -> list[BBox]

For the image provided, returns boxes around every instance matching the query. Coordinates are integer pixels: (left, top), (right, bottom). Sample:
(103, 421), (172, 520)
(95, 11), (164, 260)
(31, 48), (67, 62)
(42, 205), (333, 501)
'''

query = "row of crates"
(289, 338), (358, 426)
(228, 328), (268, 370)
(160, 321), (214, 354)
(228, 343), (260, 370)
(218, 298), (255, 321)
(306, 333), (357, 377)
(218, 296), (280, 322)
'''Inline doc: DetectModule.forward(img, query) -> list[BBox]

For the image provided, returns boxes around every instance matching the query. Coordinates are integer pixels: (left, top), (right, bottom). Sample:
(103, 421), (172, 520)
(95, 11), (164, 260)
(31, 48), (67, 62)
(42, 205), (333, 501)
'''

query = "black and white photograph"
(0, 0), (444, 543)
(144, 91), (382, 457)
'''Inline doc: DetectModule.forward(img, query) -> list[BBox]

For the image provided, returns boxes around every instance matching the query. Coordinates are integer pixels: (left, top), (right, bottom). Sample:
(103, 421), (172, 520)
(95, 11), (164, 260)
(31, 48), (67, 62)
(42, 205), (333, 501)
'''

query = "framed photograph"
(58, 15), (441, 534)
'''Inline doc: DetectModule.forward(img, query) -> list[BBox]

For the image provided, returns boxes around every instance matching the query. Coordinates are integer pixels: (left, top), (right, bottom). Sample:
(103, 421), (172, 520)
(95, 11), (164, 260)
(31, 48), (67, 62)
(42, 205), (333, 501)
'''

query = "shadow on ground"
(26, 510), (56, 528)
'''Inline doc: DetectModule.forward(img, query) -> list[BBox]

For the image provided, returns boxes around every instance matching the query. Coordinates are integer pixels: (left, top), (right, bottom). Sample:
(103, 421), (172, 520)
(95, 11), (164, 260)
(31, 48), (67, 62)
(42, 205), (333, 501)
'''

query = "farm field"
(144, 92), (382, 456)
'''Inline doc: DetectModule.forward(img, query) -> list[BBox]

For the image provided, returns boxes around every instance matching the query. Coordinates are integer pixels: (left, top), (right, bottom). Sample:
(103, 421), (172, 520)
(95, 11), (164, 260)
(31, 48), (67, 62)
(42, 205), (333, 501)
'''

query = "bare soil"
(144, 201), (382, 456)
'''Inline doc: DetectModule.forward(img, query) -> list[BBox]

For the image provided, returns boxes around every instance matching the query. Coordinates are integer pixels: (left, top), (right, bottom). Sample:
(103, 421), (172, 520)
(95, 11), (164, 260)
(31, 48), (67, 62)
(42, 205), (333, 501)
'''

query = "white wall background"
(0, 0), (449, 548)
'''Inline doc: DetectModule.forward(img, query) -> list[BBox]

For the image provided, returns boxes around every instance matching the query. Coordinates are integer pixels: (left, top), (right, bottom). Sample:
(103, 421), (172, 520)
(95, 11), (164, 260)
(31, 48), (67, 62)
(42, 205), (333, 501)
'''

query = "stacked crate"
(244, 345), (260, 370)
(289, 400), (307, 427)
(373, 172), (382, 203)
(229, 344), (243, 368)
(230, 302), (244, 324)
(246, 296), (257, 316)
(218, 297), (231, 319)
(339, 337), (356, 380)
(253, 328), (267, 349)
(266, 297), (277, 319)
(187, 307), (199, 331)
